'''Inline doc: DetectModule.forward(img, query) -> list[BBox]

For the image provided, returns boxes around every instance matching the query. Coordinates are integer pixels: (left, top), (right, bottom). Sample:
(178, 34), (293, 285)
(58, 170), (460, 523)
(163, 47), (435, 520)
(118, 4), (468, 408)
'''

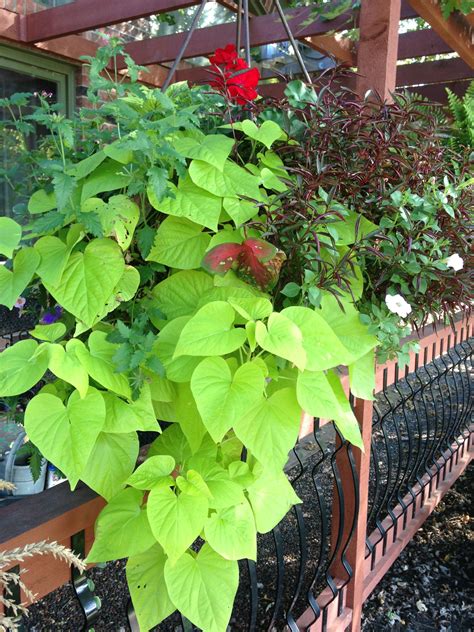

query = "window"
(0, 45), (75, 217)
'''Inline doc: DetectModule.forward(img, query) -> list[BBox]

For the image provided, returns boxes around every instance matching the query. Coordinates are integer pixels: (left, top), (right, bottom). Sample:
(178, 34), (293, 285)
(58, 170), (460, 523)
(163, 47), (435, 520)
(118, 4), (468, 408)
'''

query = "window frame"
(0, 44), (76, 115)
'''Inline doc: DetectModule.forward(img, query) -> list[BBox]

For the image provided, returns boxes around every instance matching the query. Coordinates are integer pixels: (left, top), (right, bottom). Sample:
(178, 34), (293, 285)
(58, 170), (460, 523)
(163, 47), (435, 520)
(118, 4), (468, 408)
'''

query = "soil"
(24, 463), (473, 632)
(362, 462), (474, 632)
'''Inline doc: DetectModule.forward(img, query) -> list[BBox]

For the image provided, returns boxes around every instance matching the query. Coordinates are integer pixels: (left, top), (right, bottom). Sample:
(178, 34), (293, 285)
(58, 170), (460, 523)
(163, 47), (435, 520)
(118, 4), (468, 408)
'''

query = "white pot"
(12, 460), (47, 496)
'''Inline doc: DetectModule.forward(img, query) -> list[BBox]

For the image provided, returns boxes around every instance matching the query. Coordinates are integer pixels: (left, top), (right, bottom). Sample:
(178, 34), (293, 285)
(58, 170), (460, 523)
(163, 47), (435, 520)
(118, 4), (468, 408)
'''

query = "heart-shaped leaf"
(42, 238), (124, 328)
(147, 486), (209, 563)
(164, 543), (239, 632)
(0, 339), (49, 396)
(0, 248), (40, 309)
(234, 387), (301, 470)
(204, 499), (257, 560)
(127, 544), (176, 631)
(147, 216), (211, 269)
(247, 466), (301, 533)
(0, 217), (21, 258)
(87, 488), (156, 562)
(24, 388), (106, 487)
(174, 301), (246, 357)
(191, 357), (265, 442)
(255, 312), (306, 369)
(47, 343), (89, 397)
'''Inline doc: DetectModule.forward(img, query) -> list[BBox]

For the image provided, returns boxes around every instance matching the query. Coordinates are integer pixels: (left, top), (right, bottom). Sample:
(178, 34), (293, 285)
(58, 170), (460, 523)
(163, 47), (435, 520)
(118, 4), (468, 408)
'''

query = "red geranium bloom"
(207, 45), (260, 105)
(208, 44), (239, 68)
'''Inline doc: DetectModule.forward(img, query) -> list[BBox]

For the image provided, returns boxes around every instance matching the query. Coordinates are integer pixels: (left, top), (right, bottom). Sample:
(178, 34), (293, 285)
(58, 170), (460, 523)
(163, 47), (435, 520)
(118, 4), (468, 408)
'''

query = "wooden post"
(356, 0), (402, 101)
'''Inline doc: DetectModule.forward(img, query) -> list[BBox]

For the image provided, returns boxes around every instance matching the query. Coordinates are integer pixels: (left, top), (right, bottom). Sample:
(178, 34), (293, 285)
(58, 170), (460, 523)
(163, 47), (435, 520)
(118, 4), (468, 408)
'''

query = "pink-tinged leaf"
(201, 239), (285, 291)
(243, 238), (278, 262)
(202, 242), (243, 275)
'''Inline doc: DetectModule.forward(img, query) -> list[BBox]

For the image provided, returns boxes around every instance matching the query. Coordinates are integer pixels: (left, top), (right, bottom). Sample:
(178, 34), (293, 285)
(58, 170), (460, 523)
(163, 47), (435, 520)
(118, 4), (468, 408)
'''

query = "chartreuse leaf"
(234, 387), (301, 470)
(281, 306), (354, 371)
(151, 176), (222, 231)
(73, 332), (131, 399)
(189, 160), (262, 201)
(174, 382), (207, 453)
(223, 197), (258, 226)
(127, 544), (175, 631)
(152, 270), (213, 321)
(0, 248), (40, 309)
(43, 238), (125, 328)
(95, 195), (140, 250)
(328, 210), (378, 245)
(0, 339), (49, 396)
(87, 488), (156, 562)
(148, 424), (192, 466)
(241, 119), (286, 148)
(104, 139), (133, 164)
(204, 499), (257, 561)
(34, 227), (84, 286)
(228, 297), (273, 321)
(47, 343), (89, 398)
(0, 218), (21, 258)
(174, 133), (234, 171)
(164, 543), (239, 632)
(24, 388), (106, 488)
(187, 455), (245, 510)
(101, 391), (156, 433)
(68, 150), (106, 180)
(191, 357), (265, 442)
(147, 216), (211, 270)
(319, 294), (378, 362)
(247, 466), (301, 533)
(174, 302), (246, 358)
(28, 189), (56, 214)
(81, 159), (132, 202)
(349, 349), (375, 401)
(296, 369), (363, 448)
(127, 455), (176, 490)
(82, 431), (139, 500)
(255, 312), (306, 370)
(154, 317), (203, 383)
(147, 486), (209, 563)
(30, 323), (66, 343)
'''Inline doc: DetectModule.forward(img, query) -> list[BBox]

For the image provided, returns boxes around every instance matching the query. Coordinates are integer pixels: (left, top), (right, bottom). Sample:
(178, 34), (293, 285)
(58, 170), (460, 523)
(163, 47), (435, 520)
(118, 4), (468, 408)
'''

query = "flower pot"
(11, 459), (47, 496)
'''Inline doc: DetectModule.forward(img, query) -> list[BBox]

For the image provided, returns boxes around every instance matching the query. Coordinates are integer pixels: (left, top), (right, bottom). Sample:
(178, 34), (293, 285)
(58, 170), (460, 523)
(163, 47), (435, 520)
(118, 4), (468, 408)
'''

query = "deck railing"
(1, 317), (472, 632)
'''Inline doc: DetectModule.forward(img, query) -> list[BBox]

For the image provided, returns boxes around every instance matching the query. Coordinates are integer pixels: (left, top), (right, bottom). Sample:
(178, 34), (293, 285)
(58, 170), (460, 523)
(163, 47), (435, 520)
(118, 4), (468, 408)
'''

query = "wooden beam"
(356, 0), (402, 100)
(408, 0), (474, 68)
(405, 79), (472, 102)
(24, 0), (200, 43)
(304, 33), (355, 66)
(121, 6), (352, 67)
(396, 57), (473, 86)
(397, 28), (451, 59)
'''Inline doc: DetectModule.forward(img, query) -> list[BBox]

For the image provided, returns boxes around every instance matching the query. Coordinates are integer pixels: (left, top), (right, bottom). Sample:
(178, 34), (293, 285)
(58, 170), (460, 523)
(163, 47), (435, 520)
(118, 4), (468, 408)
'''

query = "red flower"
(207, 45), (260, 105)
(209, 44), (239, 68)
(226, 67), (260, 105)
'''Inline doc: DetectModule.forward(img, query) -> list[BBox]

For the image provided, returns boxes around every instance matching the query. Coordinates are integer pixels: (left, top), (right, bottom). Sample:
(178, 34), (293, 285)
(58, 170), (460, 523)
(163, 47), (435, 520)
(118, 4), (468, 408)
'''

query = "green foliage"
(446, 80), (474, 152)
(0, 41), (380, 632)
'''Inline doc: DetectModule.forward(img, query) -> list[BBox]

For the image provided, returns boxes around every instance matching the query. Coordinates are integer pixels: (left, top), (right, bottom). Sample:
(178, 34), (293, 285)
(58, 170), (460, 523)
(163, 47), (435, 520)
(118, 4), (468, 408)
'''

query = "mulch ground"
(362, 461), (474, 632)
(24, 461), (473, 631)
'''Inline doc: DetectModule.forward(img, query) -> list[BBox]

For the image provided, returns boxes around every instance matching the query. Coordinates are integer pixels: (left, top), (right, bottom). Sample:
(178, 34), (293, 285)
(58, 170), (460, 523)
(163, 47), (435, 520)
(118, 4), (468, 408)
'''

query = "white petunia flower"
(446, 253), (464, 272)
(385, 293), (412, 319)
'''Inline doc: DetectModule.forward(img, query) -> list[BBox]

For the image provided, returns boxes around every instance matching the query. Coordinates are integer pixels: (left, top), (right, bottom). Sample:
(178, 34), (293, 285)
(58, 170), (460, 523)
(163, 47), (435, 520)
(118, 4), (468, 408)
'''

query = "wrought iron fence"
(1, 320), (473, 632)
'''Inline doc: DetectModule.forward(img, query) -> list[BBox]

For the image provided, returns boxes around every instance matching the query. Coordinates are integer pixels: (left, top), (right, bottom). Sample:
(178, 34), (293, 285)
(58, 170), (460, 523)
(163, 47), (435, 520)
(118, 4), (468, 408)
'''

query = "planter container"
(12, 459), (47, 496)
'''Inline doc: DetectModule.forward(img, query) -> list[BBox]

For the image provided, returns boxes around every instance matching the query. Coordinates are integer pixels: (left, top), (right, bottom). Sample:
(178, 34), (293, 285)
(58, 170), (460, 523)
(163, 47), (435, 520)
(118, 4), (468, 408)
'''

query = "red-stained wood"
(23, 0), (200, 43)
(408, 0), (474, 68)
(406, 79), (472, 103)
(397, 28), (452, 59)
(119, 7), (352, 68)
(397, 57), (473, 87)
(363, 433), (473, 600)
(356, 0), (402, 101)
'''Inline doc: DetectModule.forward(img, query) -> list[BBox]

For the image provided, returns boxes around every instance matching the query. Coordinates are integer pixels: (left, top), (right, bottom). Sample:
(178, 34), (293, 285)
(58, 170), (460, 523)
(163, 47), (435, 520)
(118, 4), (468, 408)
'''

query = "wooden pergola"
(0, 0), (473, 104)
